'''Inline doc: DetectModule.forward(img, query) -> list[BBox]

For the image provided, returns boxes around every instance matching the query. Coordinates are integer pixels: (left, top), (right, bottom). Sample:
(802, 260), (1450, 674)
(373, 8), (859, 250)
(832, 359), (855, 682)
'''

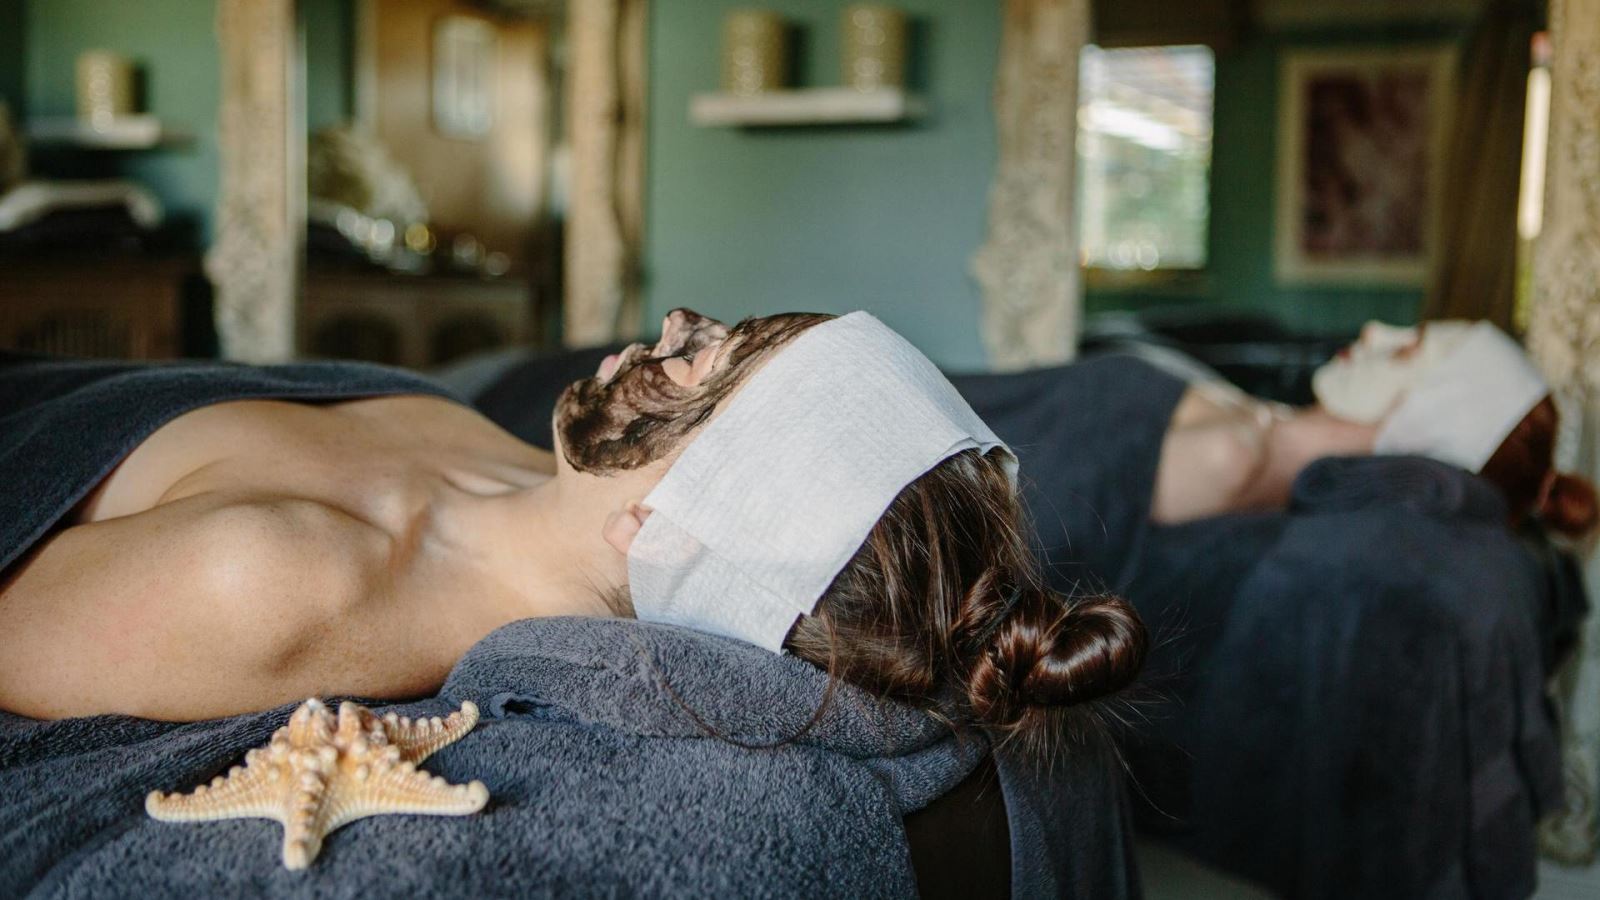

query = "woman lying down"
(1150, 319), (1597, 535)
(0, 310), (1147, 732)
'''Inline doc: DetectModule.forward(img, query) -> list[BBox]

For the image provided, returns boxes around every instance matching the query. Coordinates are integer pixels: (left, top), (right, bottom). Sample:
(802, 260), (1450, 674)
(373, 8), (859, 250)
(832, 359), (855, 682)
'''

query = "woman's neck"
(416, 469), (626, 626)
(1243, 406), (1379, 508)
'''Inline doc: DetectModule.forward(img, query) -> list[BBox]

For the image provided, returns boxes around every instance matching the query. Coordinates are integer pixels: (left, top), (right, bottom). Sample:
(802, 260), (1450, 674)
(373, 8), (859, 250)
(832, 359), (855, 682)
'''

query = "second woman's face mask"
(1312, 320), (1473, 423)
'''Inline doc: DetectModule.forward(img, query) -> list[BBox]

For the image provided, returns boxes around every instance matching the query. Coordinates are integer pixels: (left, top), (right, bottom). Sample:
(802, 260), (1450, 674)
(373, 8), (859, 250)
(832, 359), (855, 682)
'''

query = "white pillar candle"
(841, 5), (907, 91)
(721, 9), (787, 95)
(76, 50), (136, 129)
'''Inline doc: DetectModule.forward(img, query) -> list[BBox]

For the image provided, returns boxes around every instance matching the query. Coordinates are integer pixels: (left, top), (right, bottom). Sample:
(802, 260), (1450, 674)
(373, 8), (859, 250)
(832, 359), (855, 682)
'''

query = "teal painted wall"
(24, 0), (219, 242)
(0, 0), (24, 118)
(645, 0), (1000, 369)
(646, 6), (1472, 364)
(303, 0), (353, 133)
(1086, 23), (1471, 335)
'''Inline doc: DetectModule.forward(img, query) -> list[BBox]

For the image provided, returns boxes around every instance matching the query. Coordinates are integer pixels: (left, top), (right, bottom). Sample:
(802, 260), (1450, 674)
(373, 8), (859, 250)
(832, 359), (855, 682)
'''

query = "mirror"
(295, 0), (566, 368)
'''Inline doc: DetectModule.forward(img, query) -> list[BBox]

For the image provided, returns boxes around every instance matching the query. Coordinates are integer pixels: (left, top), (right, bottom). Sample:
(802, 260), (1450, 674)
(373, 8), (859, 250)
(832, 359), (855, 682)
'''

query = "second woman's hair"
(1481, 397), (1599, 537)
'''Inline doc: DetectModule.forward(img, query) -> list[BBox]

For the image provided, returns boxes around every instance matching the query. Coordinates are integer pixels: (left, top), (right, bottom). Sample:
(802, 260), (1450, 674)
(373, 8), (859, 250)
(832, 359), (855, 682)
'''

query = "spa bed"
(456, 340), (1586, 900)
(0, 350), (1140, 898)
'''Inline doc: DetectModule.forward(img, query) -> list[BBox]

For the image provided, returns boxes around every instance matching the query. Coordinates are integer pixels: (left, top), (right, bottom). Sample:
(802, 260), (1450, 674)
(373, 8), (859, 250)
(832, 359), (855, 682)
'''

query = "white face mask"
(1311, 320), (1475, 424)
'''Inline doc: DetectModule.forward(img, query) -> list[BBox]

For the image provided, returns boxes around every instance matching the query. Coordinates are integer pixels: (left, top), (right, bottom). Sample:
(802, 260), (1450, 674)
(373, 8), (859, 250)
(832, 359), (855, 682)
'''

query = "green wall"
(303, 0), (354, 133)
(0, 0), (24, 118)
(645, 6), (1472, 365)
(24, 0), (219, 242)
(645, 0), (1000, 369)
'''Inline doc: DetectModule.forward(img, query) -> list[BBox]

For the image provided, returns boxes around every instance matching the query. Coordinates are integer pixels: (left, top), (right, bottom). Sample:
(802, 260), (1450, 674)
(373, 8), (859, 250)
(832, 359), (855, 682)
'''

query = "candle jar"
(721, 9), (787, 95)
(76, 50), (136, 129)
(841, 5), (907, 91)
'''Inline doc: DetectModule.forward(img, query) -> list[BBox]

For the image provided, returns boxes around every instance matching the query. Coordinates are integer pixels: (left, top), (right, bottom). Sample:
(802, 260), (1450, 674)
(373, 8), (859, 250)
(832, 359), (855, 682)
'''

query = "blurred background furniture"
(1083, 306), (1351, 403)
(0, 254), (201, 359)
(302, 268), (531, 367)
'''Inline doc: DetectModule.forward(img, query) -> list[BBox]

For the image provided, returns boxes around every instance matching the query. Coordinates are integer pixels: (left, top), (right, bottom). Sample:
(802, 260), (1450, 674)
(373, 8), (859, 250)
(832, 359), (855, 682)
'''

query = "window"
(1513, 31), (1551, 329)
(1077, 45), (1216, 274)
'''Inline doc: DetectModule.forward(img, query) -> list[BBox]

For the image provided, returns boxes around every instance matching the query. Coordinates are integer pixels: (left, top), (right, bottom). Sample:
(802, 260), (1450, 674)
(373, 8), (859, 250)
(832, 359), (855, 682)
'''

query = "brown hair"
(785, 447), (1148, 754)
(557, 312), (832, 474)
(580, 310), (1149, 753)
(1480, 396), (1598, 537)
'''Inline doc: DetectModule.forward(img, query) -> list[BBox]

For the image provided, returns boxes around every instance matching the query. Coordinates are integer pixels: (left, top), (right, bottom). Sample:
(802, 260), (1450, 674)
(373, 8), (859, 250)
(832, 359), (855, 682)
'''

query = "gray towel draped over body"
(0, 351), (1141, 898)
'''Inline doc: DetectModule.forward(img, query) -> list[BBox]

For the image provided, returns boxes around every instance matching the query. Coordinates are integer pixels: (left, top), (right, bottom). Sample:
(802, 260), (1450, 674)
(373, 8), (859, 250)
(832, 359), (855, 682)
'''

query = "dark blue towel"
(956, 359), (1572, 899)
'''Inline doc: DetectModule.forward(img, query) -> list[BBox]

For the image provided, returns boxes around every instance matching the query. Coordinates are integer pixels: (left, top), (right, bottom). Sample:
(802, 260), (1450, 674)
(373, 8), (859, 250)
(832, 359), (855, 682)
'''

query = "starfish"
(146, 698), (489, 870)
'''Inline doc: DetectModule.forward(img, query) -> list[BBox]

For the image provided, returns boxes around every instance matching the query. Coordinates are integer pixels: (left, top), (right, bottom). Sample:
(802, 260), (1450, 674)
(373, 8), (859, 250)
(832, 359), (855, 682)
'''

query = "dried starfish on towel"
(146, 698), (488, 870)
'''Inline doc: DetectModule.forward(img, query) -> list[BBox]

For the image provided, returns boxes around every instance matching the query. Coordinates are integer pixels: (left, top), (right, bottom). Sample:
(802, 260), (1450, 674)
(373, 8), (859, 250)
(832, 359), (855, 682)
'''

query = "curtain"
(1421, 0), (1539, 330)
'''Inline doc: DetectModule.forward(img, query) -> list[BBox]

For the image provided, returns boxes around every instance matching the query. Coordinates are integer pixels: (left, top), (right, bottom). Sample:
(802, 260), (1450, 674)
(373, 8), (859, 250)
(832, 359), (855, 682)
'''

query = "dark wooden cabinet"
(0, 256), (193, 359)
(301, 270), (533, 369)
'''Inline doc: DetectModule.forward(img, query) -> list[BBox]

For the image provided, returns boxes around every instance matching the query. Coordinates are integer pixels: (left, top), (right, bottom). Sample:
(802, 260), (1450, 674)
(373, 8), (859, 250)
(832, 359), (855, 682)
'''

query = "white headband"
(1374, 321), (1548, 472)
(627, 312), (1016, 651)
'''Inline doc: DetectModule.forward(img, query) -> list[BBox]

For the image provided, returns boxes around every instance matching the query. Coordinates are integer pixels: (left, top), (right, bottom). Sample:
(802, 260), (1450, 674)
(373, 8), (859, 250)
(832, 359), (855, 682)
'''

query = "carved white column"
(208, 0), (298, 362)
(970, 0), (1090, 370)
(1528, 0), (1600, 865)
(1527, 2), (1600, 397)
(565, 0), (648, 347)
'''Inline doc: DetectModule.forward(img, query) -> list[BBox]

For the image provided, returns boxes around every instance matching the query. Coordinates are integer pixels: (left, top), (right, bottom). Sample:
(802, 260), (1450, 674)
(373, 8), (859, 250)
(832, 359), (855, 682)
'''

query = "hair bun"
(1541, 471), (1600, 537)
(965, 587), (1147, 732)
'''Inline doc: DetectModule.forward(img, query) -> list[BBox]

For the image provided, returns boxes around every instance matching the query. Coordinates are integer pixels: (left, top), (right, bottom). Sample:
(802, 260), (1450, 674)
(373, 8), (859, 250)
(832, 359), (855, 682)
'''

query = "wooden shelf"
(690, 87), (927, 127)
(26, 116), (192, 150)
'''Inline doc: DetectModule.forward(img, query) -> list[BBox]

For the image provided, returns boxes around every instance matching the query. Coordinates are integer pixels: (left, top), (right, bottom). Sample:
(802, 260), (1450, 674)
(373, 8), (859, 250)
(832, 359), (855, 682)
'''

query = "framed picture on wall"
(1274, 45), (1456, 286)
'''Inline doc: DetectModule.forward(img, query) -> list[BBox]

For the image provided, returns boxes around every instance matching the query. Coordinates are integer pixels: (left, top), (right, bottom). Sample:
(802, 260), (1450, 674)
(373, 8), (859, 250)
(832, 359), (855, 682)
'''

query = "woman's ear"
(602, 502), (653, 555)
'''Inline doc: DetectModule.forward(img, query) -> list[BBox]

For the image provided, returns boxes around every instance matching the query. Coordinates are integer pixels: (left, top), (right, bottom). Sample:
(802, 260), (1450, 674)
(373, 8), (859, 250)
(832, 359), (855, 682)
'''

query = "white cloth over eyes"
(1374, 321), (1549, 472)
(627, 312), (1017, 652)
